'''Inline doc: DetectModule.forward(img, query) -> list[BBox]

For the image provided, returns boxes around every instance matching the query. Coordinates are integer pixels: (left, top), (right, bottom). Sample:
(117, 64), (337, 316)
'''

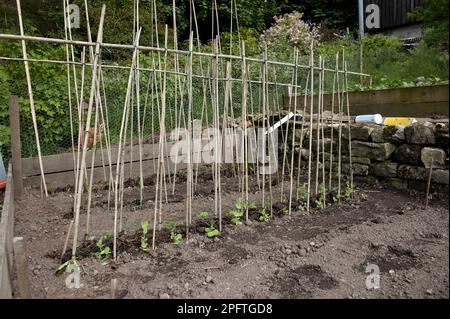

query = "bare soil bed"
(14, 168), (449, 299)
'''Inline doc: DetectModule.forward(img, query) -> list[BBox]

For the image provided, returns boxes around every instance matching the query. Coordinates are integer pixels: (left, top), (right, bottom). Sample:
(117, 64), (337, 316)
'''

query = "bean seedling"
(55, 257), (78, 276)
(95, 232), (111, 264)
(170, 232), (183, 246)
(197, 211), (209, 219)
(227, 197), (256, 225)
(236, 197), (257, 210)
(332, 191), (340, 203)
(315, 185), (326, 209)
(227, 209), (243, 225)
(197, 211), (220, 238)
(166, 219), (184, 246)
(298, 183), (308, 200)
(140, 220), (150, 252)
(297, 202), (307, 213)
(205, 226), (220, 238)
(344, 185), (353, 201)
(258, 209), (270, 222)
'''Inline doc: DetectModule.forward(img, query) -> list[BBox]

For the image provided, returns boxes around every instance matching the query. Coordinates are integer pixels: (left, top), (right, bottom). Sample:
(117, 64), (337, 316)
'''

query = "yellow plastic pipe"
(383, 117), (417, 126)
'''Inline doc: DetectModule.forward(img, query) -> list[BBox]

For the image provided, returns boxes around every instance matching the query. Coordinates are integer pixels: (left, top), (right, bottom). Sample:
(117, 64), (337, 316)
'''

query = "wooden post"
(13, 237), (32, 299)
(425, 158), (433, 210)
(110, 278), (117, 299)
(8, 96), (24, 198)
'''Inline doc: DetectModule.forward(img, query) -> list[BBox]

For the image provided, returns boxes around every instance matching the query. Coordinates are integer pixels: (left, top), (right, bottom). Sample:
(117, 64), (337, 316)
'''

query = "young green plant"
(344, 185), (353, 201)
(140, 220), (150, 252)
(258, 208), (270, 222)
(315, 185), (326, 209)
(95, 232), (111, 264)
(197, 211), (220, 238)
(166, 219), (183, 246)
(227, 197), (256, 225)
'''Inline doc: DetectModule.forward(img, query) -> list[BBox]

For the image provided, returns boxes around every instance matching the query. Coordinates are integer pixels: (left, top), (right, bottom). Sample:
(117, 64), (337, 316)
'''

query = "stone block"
(351, 141), (396, 161)
(432, 169), (449, 185)
(385, 178), (408, 190)
(394, 144), (422, 165)
(343, 123), (375, 141)
(404, 122), (435, 145)
(369, 161), (398, 178)
(383, 125), (405, 144)
(397, 165), (427, 181)
(421, 147), (447, 169)
(370, 126), (385, 143)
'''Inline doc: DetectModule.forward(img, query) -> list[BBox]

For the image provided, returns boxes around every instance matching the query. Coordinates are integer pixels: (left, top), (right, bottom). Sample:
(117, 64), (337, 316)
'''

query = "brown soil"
(13, 168), (449, 299)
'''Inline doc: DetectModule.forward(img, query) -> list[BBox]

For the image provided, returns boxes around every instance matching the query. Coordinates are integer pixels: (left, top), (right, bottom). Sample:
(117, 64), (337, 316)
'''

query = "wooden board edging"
(0, 164), (15, 299)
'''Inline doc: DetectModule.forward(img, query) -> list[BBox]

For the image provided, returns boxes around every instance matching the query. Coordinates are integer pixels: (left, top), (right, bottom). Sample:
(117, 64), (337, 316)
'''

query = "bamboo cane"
(211, 38), (222, 225)
(344, 58), (354, 195)
(85, 72), (101, 237)
(337, 54), (343, 203)
(0, 33), (373, 78)
(306, 41), (314, 212)
(72, 4), (106, 260)
(328, 58), (338, 190)
(186, 32), (194, 233)
(241, 41), (249, 222)
(63, 0), (76, 182)
(425, 158), (433, 210)
(320, 58), (326, 207)
(280, 65), (297, 202)
(261, 48), (268, 210)
(288, 49), (299, 216)
(296, 70), (310, 200)
(113, 27), (141, 260)
(15, 0), (48, 196)
(315, 56), (322, 195)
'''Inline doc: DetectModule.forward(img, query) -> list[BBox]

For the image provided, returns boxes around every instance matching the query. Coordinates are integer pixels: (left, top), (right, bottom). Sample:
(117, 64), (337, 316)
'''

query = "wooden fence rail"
(0, 164), (15, 299)
(284, 84), (449, 117)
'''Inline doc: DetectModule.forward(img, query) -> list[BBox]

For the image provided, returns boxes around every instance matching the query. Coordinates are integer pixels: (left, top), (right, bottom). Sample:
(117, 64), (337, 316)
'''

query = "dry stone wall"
(283, 121), (449, 193)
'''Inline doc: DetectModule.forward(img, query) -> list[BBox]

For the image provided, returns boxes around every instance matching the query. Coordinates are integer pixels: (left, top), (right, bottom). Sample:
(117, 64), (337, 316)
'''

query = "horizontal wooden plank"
(285, 85), (449, 117)
(23, 157), (187, 189)
(22, 141), (232, 189)
(22, 138), (239, 178)
(21, 142), (170, 177)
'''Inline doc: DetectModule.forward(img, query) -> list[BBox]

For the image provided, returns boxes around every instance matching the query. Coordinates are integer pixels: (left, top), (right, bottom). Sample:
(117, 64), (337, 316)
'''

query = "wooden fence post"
(9, 96), (24, 198)
(13, 237), (32, 299)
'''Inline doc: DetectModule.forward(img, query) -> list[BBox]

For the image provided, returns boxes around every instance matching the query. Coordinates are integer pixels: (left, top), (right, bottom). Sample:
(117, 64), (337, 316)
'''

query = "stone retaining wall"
(283, 121), (449, 193)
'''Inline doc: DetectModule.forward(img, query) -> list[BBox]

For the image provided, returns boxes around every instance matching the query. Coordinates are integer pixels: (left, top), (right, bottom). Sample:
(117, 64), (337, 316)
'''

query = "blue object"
(354, 114), (383, 125)
(0, 150), (6, 181)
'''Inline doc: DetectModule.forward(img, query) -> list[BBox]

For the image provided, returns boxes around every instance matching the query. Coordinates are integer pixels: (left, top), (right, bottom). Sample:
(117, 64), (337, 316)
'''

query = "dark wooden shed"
(363, 0), (425, 32)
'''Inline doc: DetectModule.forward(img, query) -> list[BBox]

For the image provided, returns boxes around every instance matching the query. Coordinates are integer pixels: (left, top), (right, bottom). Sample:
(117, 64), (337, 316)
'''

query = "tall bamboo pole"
(112, 28), (141, 260)
(320, 58), (326, 207)
(295, 70), (310, 200)
(63, 0), (76, 182)
(186, 32), (194, 235)
(328, 57), (338, 190)
(337, 53), (343, 203)
(306, 41), (314, 212)
(15, 0), (48, 196)
(72, 4), (106, 259)
(315, 56), (322, 195)
(288, 49), (299, 216)
(344, 59), (354, 195)
(211, 38), (222, 225)
(241, 41), (249, 222)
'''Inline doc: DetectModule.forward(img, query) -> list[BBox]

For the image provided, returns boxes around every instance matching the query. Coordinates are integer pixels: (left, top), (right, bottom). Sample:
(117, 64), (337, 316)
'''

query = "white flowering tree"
(260, 11), (320, 55)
